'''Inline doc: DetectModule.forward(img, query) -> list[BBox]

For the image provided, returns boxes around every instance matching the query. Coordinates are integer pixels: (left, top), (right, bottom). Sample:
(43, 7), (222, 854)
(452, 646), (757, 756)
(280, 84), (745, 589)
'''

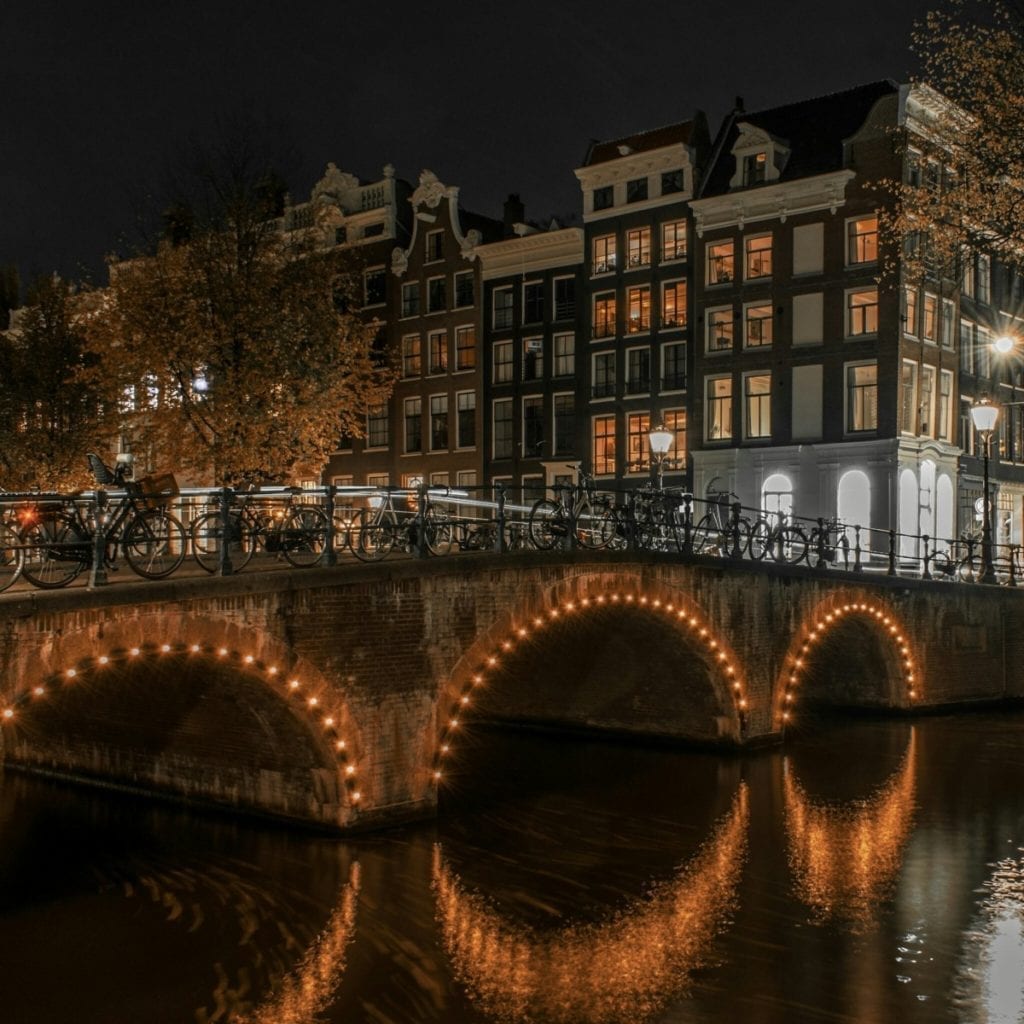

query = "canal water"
(0, 712), (1022, 1023)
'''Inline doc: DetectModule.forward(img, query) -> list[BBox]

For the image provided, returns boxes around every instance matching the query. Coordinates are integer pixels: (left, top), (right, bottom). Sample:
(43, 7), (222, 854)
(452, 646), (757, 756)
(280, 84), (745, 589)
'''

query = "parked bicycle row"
(0, 457), (1019, 591)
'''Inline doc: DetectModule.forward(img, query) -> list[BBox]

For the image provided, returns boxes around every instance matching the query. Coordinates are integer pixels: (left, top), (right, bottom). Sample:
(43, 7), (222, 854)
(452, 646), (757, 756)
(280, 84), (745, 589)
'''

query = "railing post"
(681, 492), (693, 557)
(323, 484), (337, 567)
(853, 525), (863, 572)
(922, 534), (932, 580)
(888, 529), (897, 576)
(218, 486), (234, 576)
(965, 534), (977, 582)
(729, 502), (742, 559)
(1010, 544), (1018, 587)
(626, 491), (639, 552)
(414, 484), (428, 559)
(494, 482), (507, 555)
(567, 486), (578, 551)
(88, 491), (109, 588)
(814, 517), (827, 568)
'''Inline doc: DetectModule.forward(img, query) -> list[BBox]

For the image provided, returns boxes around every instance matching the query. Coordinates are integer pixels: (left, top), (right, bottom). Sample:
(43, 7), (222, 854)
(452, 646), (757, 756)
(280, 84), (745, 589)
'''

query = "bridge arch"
(430, 572), (752, 789)
(0, 613), (368, 827)
(774, 595), (921, 730)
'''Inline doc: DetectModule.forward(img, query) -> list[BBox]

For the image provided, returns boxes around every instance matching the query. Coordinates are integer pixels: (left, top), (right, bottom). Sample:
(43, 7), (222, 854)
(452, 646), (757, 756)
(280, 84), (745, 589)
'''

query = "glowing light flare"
(129, 647), (140, 657)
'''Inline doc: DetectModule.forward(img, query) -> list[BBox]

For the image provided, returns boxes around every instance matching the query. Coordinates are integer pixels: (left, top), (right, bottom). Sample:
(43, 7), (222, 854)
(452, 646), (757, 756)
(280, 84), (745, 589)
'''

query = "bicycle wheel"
(190, 510), (255, 573)
(576, 500), (618, 549)
(21, 512), (88, 588)
(424, 508), (454, 556)
(281, 505), (329, 567)
(124, 510), (186, 578)
(356, 509), (397, 561)
(0, 521), (24, 591)
(528, 499), (564, 550)
(691, 512), (717, 554)
(781, 525), (809, 564)
(748, 519), (771, 560)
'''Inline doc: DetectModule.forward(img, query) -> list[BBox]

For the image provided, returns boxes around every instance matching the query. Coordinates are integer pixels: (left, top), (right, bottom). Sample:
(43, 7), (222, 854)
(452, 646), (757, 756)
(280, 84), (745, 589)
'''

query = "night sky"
(3, 0), (938, 288)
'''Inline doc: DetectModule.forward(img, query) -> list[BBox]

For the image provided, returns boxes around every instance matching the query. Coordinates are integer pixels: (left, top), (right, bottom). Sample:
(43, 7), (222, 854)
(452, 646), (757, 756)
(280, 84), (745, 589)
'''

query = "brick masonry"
(0, 552), (1020, 832)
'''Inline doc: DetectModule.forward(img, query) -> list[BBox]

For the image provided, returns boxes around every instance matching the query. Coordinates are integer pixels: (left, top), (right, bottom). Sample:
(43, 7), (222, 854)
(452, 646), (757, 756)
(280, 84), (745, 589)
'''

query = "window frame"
(706, 305), (735, 354)
(845, 287), (879, 338)
(845, 361), (878, 434)
(704, 374), (733, 442)
(493, 339), (514, 384)
(744, 233), (773, 281)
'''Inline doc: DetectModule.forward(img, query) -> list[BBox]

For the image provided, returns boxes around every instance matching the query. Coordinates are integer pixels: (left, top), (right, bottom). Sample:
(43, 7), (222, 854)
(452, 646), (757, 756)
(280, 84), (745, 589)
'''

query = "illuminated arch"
(774, 596), (921, 729)
(784, 730), (916, 929)
(432, 784), (748, 1023)
(837, 469), (870, 547)
(431, 578), (752, 787)
(0, 631), (366, 814)
(762, 473), (794, 516)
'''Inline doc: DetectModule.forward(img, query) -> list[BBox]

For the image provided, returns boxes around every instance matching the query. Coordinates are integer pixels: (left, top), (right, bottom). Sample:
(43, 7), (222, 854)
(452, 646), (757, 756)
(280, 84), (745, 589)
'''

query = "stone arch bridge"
(0, 552), (1020, 832)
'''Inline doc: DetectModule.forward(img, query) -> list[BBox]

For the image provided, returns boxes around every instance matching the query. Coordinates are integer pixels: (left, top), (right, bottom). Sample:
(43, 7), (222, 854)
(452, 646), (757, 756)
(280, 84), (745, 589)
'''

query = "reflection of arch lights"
(238, 863), (361, 1024)
(433, 591), (750, 784)
(778, 601), (920, 730)
(433, 785), (748, 1023)
(784, 730), (916, 929)
(0, 642), (363, 807)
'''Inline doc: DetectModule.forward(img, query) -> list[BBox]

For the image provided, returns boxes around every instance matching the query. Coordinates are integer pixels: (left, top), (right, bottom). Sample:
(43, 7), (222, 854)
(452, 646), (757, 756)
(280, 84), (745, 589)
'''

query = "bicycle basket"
(87, 453), (115, 485)
(132, 472), (179, 510)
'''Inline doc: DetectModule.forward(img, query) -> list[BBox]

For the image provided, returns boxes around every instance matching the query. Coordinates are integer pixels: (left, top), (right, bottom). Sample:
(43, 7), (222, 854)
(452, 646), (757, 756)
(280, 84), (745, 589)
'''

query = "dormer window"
(744, 152), (767, 185)
(729, 123), (789, 189)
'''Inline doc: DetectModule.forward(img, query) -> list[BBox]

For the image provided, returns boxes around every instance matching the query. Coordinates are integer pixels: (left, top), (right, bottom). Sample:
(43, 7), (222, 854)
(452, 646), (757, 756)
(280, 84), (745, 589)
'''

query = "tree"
(0, 275), (107, 491)
(82, 128), (394, 486)
(881, 1), (1024, 283)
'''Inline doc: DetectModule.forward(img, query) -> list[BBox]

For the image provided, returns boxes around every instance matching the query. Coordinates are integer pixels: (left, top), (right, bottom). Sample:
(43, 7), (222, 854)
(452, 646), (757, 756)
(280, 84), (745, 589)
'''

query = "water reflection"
(954, 851), (1024, 1024)
(433, 784), (748, 1024)
(784, 729), (917, 929)
(235, 863), (360, 1024)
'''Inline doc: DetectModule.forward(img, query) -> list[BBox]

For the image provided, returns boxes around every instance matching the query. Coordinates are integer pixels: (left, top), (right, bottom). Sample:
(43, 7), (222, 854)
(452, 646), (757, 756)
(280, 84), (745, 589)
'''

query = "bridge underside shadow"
(473, 606), (730, 745)
(3, 656), (345, 827)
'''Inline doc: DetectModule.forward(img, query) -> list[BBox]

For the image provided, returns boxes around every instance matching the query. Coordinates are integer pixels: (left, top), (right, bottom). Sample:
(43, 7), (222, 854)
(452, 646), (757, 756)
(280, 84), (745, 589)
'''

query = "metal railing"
(0, 480), (1020, 592)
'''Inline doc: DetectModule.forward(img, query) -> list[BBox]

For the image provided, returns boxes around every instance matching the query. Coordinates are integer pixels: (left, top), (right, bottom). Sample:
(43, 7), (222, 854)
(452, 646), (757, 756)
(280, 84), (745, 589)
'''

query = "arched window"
(936, 474), (954, 553)
(837, 470), (871, 549)
(761, 473), (793, 519)
(899, 469), (919, 558)
(920, 460), (936, 543)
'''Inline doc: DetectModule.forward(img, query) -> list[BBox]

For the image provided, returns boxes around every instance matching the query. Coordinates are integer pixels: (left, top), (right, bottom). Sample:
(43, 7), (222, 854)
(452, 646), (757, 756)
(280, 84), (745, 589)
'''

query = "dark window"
(593, 352), (615, 398)
(523, 397), (544, 456)
(661, 169), (684, 195)
(404, 398), (422, 453)
(364, 269), (386, 306)
(493, 287), (513, 329)
(493, 400), (513, 459)
(428, 278), (446, 313)
(454, 272), (475, 308)
(367, 407), (389, 448)
(626, 177), (648, 203)
(593, 186), (613, 210)
(430, 395), (448, 450)
(626, 348), (650, 394)
(554, 394), (575, 456)
(457, 392), (476, 448)
(401, 282), (420, 317)
(554, 277), (575, 320)
(523, 282), (544, 323)
(662, 342), (687, 391)
(363, 223), (384, 238)
(426, 230), (443, 261)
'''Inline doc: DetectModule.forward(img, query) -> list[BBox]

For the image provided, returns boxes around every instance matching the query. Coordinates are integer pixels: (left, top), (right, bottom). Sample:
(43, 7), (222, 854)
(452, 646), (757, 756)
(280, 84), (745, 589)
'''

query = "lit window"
(401, 334), (421, 378)
(593, 415), (616, 474)
(745, 235), (772, 279)
(904, 288), (918, 336)
(627, 412), (651, 472)
(847, 364), (878, 432)
(847, 216), (879, 264)
(706, 377), (733, 441)
(626, 286), (651, 333)
(745, 304), (773, 347)
(706, 240), (735, 284)
(707, 308), (734, 352)
(593, 235), (617, 274)
(493, 340), (513, 384)
(846, 289), (878, 336)
(663, 409), (686, 469)
(743, 152), (767, 185)
(920, 365), (936, 436)
(901, 361), (918, 433)
(662, 220), (687, 262)
(593, 292), (616, 338)
(428, 330), (447, 374)
(922, 293), (938, 342)
(626, 227), (651, 268)
(455, 325), (476, 370)
(554, 333), (575, 377)
(662, 281), (687, 328)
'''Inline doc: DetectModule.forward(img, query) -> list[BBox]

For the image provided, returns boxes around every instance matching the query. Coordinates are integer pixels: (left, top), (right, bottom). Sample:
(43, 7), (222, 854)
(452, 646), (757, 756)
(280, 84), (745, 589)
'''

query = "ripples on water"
(0, 713), (1023, 1023)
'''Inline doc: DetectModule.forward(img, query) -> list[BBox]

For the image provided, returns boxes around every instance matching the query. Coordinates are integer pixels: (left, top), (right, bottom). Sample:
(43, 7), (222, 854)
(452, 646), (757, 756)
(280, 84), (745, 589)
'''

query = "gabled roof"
(584, 119), (700, 167)
(700, 81), (899, 196)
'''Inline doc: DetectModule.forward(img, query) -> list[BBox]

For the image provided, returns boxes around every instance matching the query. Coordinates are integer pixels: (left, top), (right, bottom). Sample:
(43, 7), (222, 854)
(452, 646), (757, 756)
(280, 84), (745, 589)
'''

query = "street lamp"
(969, 399), (1000, 584)
(647, 422), (673, 490)
(994, 334), (1015, 356)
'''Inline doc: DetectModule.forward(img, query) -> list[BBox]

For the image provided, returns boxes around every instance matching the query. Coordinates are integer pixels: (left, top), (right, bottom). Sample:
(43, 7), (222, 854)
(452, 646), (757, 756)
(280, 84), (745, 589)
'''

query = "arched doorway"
(898, 469), (919, 559)
(761, 473), (794, 518)
(936, 474), (954, 552)
(837, 470), (870, 550)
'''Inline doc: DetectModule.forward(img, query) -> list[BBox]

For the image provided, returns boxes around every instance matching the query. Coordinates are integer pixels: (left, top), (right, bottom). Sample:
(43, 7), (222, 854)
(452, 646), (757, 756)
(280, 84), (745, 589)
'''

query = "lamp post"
(647, 423), (673, 490)
(969, 399), (999, 584)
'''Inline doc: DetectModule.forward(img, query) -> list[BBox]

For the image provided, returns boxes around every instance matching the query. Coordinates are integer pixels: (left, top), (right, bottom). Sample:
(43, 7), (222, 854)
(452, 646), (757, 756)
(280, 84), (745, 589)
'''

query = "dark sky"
(3, 0), (938, 287)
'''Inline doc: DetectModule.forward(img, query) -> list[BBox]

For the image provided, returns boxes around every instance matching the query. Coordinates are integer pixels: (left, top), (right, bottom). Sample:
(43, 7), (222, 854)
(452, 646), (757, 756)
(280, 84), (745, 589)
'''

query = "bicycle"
(631, 484), (687, 553)
(932, 532), (981, 582)
(190, 487), (330, 572)
(19, 454), (186, 588)
(805, 516), (851, 568)
(691, 481), (752, 556)
(527, 465), (620, 550)
(354, 487), (454, 561)
(0, 497), (26, 592)
(748, 509), (807, 563)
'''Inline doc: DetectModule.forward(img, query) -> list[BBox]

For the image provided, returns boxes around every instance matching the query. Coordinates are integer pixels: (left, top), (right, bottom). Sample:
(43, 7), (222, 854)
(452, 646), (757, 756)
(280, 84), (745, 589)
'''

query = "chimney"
(503, 193), (525, 237)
